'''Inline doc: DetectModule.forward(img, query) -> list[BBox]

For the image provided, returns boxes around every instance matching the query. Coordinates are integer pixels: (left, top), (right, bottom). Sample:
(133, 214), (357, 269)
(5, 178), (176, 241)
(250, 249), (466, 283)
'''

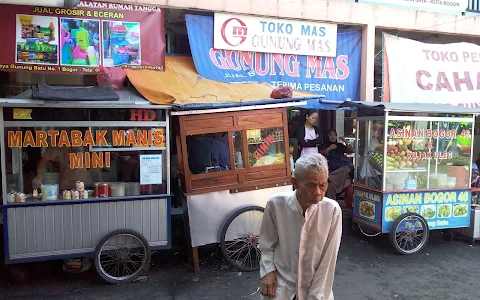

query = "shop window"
(247, 128), (286, 167)
(186, 132), (230, 175)
(4, 126), (167, 204)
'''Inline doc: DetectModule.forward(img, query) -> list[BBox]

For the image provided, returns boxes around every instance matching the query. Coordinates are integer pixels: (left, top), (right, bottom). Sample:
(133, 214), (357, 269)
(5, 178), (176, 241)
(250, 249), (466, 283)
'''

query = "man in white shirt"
(259, 154), (342, 300)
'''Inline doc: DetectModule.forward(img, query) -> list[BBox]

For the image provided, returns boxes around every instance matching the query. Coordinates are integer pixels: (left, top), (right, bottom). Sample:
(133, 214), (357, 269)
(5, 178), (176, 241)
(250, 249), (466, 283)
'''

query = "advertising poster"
(186, 15), (362, 102)
(0, 1), (165, 74)
(140, 154), (162, 185)
(353, 187), (382, 226)
(213, 13), (337, 57)
(16, 14), (59, 65)
(382, 190), (471, 232)
(383, 33), (480, 108)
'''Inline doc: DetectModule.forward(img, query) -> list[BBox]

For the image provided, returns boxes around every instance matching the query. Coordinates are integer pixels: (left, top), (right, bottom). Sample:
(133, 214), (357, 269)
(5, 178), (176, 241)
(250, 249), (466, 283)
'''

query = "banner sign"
(213, 13), (337, 57)
(358, 0), (468, 13)
(186, 15), (361, 101)
(0, 1), (165, 74)
(354, 187), (382, 225)
(383, 33), (480, 108)
(382, 189), (471, 232)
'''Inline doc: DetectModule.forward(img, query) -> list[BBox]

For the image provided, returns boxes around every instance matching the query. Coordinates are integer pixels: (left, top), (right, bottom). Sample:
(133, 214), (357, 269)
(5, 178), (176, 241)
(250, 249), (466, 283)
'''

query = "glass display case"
(176, 107), (291, 195)
(356, 116), (473, 193)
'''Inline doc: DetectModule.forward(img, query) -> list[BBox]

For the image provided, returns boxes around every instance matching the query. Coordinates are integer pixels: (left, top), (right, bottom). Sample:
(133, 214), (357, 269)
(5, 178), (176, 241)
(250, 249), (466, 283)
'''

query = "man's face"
(292, 171), (328, 206)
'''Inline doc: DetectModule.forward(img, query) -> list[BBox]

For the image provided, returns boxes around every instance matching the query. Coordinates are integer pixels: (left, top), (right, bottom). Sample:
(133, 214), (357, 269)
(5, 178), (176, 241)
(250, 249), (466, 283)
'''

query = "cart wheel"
(220, 206), (264, 272)
(94, 229), (151, 284)
(389, 213), (429, 255)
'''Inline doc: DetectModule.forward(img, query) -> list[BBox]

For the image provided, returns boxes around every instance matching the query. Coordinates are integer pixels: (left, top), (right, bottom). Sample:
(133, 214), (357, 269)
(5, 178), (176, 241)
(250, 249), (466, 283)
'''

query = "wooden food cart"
(172, 99), (314, 272)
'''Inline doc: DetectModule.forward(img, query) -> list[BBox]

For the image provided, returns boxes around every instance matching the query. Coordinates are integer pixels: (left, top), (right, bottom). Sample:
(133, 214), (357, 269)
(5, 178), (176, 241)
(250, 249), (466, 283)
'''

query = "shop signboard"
(186, 15), (361, 101)
(383, 33), (480, 108)
(213, 13), (337, 57)
(0, 1), (165, 74)
(358, 0), (469, 13)
(382, 190), (471, 232)
(354, 186), (382, 225)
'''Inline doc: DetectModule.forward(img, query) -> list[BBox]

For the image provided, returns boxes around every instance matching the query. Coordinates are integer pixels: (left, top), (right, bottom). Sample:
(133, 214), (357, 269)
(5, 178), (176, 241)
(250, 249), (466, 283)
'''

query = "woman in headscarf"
(322, 129), (355, 178)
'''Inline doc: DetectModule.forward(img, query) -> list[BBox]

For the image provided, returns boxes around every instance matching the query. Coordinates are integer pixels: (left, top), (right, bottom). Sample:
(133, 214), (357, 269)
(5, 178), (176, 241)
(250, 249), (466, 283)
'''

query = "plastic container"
(110, 182), (126, 197)
(125, 182), (140, 196)
(41, 184), (59, 201)
(113, 52), (130, 65)
(43, 172), (60, 185)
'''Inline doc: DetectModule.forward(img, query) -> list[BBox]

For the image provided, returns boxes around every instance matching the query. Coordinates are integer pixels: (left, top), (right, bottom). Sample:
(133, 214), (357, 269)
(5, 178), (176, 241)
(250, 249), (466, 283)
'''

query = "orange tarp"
(125, 56), (316, 105)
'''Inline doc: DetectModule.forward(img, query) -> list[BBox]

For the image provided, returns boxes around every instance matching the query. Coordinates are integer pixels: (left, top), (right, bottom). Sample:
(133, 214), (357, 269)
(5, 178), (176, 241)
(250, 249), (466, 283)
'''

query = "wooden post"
(192, 246), (200, 273)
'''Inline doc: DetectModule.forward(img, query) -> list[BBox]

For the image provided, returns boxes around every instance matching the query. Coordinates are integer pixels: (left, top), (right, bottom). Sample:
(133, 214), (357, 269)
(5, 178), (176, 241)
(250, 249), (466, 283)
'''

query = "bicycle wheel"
(220, 206), (264, 272)
(389, 212), (429, 255)
(94, 229), (151, 284)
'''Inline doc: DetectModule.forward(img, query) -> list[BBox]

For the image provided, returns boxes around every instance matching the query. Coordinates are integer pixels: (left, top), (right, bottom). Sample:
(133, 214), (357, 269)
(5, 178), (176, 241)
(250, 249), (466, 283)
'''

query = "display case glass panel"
(356, 119), (385, 190)
(247, 128), (286, 167)
(4, 126), (167, 204)
(359, 117), (473, 192)
(186, 132), (230, 174)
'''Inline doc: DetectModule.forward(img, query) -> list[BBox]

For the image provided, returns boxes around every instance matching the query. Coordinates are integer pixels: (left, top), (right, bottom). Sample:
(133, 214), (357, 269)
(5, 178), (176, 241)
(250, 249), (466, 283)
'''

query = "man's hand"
(260, 271), (278, 298)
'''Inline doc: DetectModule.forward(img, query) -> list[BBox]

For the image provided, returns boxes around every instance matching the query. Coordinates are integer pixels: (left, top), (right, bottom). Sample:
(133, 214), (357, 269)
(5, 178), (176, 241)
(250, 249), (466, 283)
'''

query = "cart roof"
(340, 101), (480, 115)
(0, 88), (170, 110)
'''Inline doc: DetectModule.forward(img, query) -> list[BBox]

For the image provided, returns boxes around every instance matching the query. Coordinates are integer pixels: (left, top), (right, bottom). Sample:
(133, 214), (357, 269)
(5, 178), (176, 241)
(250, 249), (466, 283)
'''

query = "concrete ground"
(1, 230), (480, 300)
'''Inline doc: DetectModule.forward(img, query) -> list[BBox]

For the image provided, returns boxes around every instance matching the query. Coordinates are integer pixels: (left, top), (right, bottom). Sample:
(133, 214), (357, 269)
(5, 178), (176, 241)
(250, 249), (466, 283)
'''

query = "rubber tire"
(94, 229), (151, 284)
(389, 212), (429, 255)
(220, 206), (264, 272)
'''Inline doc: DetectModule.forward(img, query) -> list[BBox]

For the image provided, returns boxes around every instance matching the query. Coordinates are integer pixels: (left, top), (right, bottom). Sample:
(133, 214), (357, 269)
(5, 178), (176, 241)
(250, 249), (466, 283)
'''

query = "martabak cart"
(0, 91), (172, 283)
(345, 101), (477, 254)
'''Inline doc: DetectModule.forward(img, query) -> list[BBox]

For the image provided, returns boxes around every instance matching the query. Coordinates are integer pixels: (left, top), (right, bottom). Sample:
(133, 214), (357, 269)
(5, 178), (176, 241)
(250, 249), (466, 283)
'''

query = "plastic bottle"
(87, 46), (98, 66)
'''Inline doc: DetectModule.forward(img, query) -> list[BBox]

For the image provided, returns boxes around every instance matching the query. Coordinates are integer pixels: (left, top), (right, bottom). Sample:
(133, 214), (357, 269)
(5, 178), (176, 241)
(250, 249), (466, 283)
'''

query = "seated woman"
(321, 129), (355, 178)
(320, 129), (355, 205)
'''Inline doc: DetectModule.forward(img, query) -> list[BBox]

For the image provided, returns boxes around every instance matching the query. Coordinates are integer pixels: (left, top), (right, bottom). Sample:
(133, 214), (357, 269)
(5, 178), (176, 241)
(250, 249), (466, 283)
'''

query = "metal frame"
(171, 101), (308, 116)
(0, 103), (172, 264)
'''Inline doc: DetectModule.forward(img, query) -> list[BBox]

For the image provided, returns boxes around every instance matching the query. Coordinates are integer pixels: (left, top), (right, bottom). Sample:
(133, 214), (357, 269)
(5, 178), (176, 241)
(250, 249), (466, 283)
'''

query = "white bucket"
(41, 184), (59, 201)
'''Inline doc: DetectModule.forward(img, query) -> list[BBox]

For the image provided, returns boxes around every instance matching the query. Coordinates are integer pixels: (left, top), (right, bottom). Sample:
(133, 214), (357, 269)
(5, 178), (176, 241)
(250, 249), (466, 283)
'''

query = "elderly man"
(259, 154), (342, 300)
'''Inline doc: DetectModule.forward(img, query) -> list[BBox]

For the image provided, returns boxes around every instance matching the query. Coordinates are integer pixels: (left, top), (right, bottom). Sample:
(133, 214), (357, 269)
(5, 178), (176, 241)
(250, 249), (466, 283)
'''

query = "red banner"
(0, 1), (165, 74)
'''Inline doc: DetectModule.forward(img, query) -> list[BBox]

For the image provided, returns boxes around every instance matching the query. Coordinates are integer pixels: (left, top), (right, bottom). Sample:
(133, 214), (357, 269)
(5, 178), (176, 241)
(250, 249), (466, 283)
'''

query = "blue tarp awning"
(299, 99), (353, 110)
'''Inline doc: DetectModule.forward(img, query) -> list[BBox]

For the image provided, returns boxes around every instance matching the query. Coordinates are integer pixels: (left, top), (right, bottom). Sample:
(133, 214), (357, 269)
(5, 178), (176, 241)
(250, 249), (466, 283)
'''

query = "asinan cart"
(346, 101), (478, 254)
(0, 93), (172, 283)
(172, 99), (312, 272)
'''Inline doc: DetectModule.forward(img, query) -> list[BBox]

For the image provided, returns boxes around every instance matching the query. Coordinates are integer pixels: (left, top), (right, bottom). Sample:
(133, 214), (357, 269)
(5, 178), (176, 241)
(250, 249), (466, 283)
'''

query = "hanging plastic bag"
(270, 86), (293, 99)
(96, 66), (126, 91)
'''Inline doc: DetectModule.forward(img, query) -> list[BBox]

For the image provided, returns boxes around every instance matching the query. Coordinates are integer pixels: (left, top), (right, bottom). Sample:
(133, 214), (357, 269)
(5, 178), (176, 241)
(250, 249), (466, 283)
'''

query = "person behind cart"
(32, 145), (97, 191)
(472, 163), (480, 204)
(295, 110), (322, 157)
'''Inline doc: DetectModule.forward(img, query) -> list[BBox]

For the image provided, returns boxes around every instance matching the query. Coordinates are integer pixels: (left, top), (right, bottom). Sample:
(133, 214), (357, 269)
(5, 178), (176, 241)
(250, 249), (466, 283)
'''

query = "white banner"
(384, 33), (480, 108)
(360, 0), (468, 12)
(213, 13), (337, 57)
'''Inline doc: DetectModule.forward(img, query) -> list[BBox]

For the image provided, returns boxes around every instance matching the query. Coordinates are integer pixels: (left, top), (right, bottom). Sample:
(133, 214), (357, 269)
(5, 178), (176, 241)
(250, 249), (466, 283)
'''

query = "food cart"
(346, 101), (478, 254)
(171, 98), (315, 272)
(0, 92), (171, 283)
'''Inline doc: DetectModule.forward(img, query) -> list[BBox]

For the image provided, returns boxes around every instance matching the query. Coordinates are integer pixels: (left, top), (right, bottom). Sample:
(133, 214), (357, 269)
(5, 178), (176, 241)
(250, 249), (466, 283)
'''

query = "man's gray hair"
(294, 154), (329, 181)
